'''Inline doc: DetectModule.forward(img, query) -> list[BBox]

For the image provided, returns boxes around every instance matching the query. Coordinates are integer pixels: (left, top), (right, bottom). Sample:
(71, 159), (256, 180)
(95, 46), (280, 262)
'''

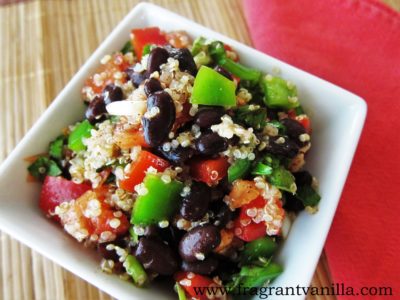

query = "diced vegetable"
(251, 162), (273, 176)
(296, 185), (321, 207)
(227, 159), (251, 183)
(119, 151), (169, 192)
(261, 76), (299, 109)
(113, 127), (148, 149)
(174, 272), (222, 300)
(60, 189), (130, 239)
(131, 27), (166, 60)
(120, 40), (134, 54)
(28, 157), (62, 181)
(227, 180), (260, 209)
(233, 105), (267, 130)
(190, 66), (236, 107)
(141, 44), (153, 57)
(131, 174), (183, 225)
(175, 282), (187, 300)
(124, 254), (148, 286)
(49, 135), (65, 160)
(233, 196), (267, 242)
(68, 120), (94, 152)
(209, 41), (261, 82)
(39, 176), (91, 217)
(241, 237), (278, 264)
(191, 36), (208, 56)
(189, 156), (229, 186)
(83, 53), (131, 95)
(269, 166), (297, 193)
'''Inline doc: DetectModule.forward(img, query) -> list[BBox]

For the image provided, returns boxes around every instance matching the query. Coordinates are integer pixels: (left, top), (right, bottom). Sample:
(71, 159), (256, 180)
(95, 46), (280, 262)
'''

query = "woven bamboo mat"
(0, 0), (398, 299)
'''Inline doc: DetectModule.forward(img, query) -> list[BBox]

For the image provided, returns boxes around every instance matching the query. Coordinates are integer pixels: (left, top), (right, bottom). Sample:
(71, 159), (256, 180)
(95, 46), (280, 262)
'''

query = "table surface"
(0, 0), (398, 299)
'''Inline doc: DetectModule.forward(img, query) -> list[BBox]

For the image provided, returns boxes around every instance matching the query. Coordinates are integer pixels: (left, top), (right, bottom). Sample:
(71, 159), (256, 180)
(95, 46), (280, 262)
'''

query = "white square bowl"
(0, 3), (366, 300)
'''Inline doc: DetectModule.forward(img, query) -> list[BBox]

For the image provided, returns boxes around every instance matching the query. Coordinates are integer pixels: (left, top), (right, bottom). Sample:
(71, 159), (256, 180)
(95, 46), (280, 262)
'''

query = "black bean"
(144, 78), (163, 96)
(210, 201), (235, 228)
(166, 46), (197, 76)
(214, 66), (233, 81)
(125, 67), (147, 87)
(147, 47), (169, 74)
(283, 192), (305, 212)
(181, 256), (219, 275)
(179, 225), (221, 262)
(134, 237), (179, 275)
(194, 107), (225, 129)
(85, 96), (106, 124)
(158, 145), (194, 165)
(195, 132), (228, 156)
(102, 84), (123, 105)
(266, 135), (299, 158)
(180, 182), (211, 221)
(294, 171), (313, 186)
(97, 238), (129, 261)
(142, 91), (176, 147)
(281, 118), (307, 147)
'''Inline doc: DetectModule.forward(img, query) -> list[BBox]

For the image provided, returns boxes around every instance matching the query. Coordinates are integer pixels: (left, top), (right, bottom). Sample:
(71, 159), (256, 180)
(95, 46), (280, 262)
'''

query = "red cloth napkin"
(243, 0), (400, 298)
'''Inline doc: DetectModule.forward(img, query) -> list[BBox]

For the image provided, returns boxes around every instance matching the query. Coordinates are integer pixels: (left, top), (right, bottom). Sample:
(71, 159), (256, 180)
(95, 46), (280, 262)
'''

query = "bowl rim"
(0, 2), (367, 300)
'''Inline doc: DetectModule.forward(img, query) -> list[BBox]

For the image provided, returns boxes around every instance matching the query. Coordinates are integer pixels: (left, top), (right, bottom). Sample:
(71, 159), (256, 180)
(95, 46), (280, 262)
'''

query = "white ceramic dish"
(0, 3), (366, 299)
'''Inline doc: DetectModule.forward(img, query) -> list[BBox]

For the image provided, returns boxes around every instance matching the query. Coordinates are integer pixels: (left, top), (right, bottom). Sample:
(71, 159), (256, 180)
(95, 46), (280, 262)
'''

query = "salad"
(27, 27), (321, 299)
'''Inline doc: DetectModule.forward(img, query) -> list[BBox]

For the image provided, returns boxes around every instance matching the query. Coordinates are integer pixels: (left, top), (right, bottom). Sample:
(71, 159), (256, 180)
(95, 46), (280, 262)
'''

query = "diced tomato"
(175, 272), (223, 300)
(288, 110), (312, 133)
(114, 127), (148, 149)
(227, 180), (260, 209)
(119, 150), (170, 192)
(131, 27), (167, 60)
(40, 176), (91, 218)
(296, 114), (311, 133)
(190, 157), (229, 186)
(83, 53), (131, 96)
(70, 190), (129, 238)
(233, 196), (267, 242)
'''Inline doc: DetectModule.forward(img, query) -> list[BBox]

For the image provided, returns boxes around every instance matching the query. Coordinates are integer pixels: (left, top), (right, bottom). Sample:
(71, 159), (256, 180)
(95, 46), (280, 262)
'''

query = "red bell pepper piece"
(190, 157), (229, 186)
(175, 272), (223, 300)
(233, 196), (267, 242)
(119, 150), (170, 192)
(131, 27), (167, 60)
(40, 176), (91, 218)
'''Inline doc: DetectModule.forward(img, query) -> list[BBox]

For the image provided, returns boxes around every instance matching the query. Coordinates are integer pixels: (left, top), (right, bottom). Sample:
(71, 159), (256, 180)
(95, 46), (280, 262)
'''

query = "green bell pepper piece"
(131, 174), (183, 225)
(241, 237), (278, 264)
(175, 282), (187, 300)
(124, 255), (148, 286)
(68, 120), (94, 152)
(190, 66), (236, 107)
(228, 159), (252, 183)
(251, 162), (273, 176)
(262, 75), (299, 109)
(296, 185), (321, 207)
(269, 166), (297, 194)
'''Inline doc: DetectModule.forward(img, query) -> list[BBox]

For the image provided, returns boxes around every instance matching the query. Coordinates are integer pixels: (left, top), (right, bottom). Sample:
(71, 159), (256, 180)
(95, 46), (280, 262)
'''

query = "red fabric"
(243, 0), (400, 298)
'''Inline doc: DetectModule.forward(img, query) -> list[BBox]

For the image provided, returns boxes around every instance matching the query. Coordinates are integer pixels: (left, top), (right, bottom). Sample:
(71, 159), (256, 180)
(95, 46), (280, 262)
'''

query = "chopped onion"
(106, 100), (147, 117)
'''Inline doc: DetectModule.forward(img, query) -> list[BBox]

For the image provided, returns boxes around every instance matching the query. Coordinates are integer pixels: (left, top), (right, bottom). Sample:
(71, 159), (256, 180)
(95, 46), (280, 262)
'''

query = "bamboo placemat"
(0, 0), (398, 299)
